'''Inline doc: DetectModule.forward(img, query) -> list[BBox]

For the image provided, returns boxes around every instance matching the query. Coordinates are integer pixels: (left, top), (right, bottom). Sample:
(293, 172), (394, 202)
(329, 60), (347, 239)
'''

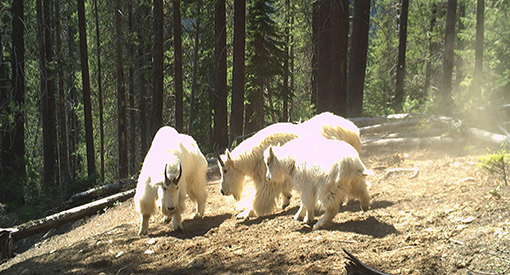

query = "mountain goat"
(217, 122), (299, 218)
(298, 112), (361, 152)
(264, 138), (371, 230)
(134, 126), (208, 235)
(217, 112), (362, 219)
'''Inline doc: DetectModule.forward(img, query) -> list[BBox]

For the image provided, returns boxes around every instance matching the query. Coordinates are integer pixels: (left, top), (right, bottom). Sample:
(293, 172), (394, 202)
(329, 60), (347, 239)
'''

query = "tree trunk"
(423, 3), (437, 103)
(38, 0), (58, 187)
(173, 0), (184, 133)
(394, 0), (409, 114)
(315, 0), (331, 113)
(329, 0), (349, 117)
(66, 12), (80, 181)
(152, 0), (164, 138)
(94, 0), (105, 183)
(230, 0), (245, 141)
(281, 0), (292, 122)
(10, 0), (26, 178)
(310, 0), (319, 109)
(115, 0), (128, 179)
(188, 0), (202, 135)
(127, 3), (137, 175)
(455, 2), (465, 88)
(136, 2), (151, 160)
(214, 0), (228, 150)
(8, 189), (136, 242)
(347, 0), (370, 118)
(78, 0), (97, 178)
(440, 0), (457, 115)
(0, 22), (7, 178)
(475, 0), (484, 78)
(55, 0), (71, 185)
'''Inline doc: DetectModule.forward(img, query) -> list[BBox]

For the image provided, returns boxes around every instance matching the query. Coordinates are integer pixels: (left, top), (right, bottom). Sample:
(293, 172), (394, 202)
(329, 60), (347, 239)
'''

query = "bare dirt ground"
(1, 141), (510, 275)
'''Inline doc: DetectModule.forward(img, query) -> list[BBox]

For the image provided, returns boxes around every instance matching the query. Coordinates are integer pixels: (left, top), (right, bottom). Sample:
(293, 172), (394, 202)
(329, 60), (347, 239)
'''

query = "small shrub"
(478, 149), (510, 185)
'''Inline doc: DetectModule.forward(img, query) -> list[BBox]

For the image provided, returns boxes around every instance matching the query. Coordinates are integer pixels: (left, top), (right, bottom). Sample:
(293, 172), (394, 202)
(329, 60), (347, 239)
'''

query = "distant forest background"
(1, 0), (506, 219)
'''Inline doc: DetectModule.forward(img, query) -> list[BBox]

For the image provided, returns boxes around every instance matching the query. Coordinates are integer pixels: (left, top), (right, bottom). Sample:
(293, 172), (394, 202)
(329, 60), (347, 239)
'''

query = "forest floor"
(1, 138), (510, 275)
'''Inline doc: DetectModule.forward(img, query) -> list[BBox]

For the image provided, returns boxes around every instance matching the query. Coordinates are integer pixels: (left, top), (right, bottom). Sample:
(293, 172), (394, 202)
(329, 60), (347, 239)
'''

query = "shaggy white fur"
(219, 112), (362, 219)
(265, 138), (371, 230)
(135, 126), (208, 235)
(219, 122), (298, 218)
(298, 112), (361, 152)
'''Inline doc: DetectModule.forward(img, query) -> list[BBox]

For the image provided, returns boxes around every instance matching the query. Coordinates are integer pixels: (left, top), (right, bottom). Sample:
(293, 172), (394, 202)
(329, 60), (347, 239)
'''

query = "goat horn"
(164, 164), (170, 186)
(173, 163), (183, 185)
(214, 144), (224, 167)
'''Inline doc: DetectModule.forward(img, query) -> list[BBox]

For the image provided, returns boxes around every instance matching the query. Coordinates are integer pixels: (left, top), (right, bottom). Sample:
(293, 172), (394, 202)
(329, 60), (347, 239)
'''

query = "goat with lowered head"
(264, 138), (371, 230)
(217, 122), (299, 218)
(134, 126), (208, 235)
(217, 112), (362, 219)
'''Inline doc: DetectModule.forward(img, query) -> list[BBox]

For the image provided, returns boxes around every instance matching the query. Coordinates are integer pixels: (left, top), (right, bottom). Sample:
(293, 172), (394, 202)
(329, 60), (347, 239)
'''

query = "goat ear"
(173, 164), (183, 185)
(268, 146), (276, 161)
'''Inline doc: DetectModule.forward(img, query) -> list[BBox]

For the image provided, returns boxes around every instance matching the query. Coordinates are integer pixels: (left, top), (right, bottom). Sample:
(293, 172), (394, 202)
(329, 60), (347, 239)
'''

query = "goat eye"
(223, 169), (228, 174)
(163, 187), (167, 191)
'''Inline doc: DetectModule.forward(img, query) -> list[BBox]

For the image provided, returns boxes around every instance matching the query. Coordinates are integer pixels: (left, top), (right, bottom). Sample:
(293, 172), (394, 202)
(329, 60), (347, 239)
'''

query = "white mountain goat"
(298, 112), (361, 152)
(264, 138), (371, 230)
(217, 112), (362, 219)
(134, 126), (208, 235)
(217, 122), (299, 218)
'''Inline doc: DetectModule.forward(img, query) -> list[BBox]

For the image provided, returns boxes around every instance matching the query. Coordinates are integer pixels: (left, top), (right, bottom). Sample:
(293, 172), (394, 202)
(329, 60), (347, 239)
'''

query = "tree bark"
(214, 0), (228, 150)
(360, 118), (421, 135)
(9, 0), (26, 178)
(66, 12), (80, 181)
(188, 0), (202, 135)
(440, 0), (457, 115)
(281, 0), (292, 122)
(94, 0), (105, 183)
(423, 3), (437, 103)
(136, 2), (151, 161)
(315, 0), (331, 114)
(394, 0), (409, 113)
(152, 0), (164, 138)
(115, 0), (128, 179)
(127, 3), (137, 175)
(55, 0), (71, 185)
(230, 0), (245, 141)
(363, 136), (454, 149)
(329, 0), (349, 117)
(310, 0), (319, 108)
(475, 0), (484, 78)
(78, 0), (97, 178)
(38, 0), (58, 187)
(455, 2), (465, 88)
(173, 0), (184, 133)
(347, 0), (371, 118)
(7, 189), (135, 242)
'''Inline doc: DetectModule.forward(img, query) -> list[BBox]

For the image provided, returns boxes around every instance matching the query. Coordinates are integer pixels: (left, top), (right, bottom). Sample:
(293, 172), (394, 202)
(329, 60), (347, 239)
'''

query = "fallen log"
(65, 178), (137, 209)
(465, 127), (510, 147)
(350, 114), (418, 128)
(360, 119), (421, 135)
(5, 189), (135, 243)
(362, 136), (455, 149)
(384, 166), (419, 179)
(361, 130), (446, 144)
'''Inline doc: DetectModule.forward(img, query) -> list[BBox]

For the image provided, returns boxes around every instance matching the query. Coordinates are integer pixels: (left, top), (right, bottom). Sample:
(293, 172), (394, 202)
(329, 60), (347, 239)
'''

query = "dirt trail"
(1, 144), (509, 275)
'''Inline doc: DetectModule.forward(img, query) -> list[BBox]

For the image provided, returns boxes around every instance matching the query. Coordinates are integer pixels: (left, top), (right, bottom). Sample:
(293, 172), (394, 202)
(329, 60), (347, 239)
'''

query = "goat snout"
(221, 189), (226, 195)
(167, 206), (175, 212)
